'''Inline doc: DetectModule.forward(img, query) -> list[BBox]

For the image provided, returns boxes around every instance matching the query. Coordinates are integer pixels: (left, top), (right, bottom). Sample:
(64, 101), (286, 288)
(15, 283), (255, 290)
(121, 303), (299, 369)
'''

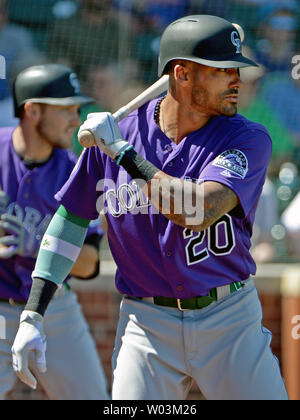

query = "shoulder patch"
(213, 149), (248, 179)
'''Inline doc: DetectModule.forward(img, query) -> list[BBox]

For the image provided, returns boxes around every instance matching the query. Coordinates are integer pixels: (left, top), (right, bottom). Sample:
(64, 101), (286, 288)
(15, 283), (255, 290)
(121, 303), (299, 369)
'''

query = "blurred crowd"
(0, 0), (300, 263)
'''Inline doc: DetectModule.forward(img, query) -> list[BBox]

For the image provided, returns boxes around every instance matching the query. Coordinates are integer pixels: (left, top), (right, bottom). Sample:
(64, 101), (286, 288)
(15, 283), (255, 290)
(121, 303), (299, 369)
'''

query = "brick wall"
(7, 262), (290, 400)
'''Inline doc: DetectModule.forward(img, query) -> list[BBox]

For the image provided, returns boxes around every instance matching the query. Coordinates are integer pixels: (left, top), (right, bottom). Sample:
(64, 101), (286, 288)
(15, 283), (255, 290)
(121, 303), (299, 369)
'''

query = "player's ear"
(174, 62), (192, 87)
(23, 102), (43, 122)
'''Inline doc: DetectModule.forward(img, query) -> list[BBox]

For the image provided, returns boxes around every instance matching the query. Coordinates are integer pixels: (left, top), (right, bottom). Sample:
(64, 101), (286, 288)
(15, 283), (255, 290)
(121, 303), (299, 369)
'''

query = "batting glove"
(78, 112), (131, 160)
(0, 214), (41, 258)
(11, 310), (47, 390)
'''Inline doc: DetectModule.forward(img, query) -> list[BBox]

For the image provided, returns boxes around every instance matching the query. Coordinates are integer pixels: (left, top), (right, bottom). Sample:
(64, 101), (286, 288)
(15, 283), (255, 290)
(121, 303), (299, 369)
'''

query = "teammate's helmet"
(13, 64), (93, 117)
(158, 15), (258, 76)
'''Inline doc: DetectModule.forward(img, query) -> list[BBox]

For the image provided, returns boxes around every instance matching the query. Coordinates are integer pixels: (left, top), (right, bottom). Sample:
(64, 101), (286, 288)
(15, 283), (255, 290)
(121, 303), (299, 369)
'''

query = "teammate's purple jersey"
(0, 127), (102, 302)
(56, 99), (272, 298)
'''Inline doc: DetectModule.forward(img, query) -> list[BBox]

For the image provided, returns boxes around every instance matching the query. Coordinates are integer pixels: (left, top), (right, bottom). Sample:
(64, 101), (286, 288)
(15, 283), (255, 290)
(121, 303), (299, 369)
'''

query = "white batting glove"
(11, 310), (47, 390)
(78, 112), (131, 160)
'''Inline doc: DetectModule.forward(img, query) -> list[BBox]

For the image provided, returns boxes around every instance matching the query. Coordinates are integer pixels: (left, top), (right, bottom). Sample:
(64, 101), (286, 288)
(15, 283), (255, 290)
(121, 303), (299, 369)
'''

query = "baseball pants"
(112, 278), (288, 400)
(0, 287), (109, 400)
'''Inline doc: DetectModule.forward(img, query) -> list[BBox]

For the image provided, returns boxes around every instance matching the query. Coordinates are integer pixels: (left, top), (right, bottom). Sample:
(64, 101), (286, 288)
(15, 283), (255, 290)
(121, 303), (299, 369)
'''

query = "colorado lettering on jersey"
(4, 202), (52, 240)
(213, 149), (248, 179)
(96, 179), (150, 217)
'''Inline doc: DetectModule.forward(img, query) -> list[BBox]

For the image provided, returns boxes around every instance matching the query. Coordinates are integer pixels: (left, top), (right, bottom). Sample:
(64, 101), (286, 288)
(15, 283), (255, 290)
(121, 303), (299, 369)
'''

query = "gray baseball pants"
(112, 278), (288, 400)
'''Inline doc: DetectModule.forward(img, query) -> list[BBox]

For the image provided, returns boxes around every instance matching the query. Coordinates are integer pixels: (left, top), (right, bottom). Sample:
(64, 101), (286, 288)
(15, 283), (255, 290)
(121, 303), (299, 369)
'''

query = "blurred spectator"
(238, 45), (296, 263)
(239, 56), (300, 260)
(188, 0), (230, 17)
(86, 65), (123, 112)
(6, 0), (77, 50)
(259, 72), (300, 149)
(0, 0), (45, 126)
(251, 177), (280, 263)
(188, 1), (266, 49)
(273, 161), (300, 215)
(47, 0), (132, 83)
(253, 0), (299, 73)
(72, 62), (147, 155)
(115, 0), (190, 30)
(281, 191), (300, 257)
(238, 48), (295, 169)
(113, 2), (162, 83)
(85, 62), (146, 112)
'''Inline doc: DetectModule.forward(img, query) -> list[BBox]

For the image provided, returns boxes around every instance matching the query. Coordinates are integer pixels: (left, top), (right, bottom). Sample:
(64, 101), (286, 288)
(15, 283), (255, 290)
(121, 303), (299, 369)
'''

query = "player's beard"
(220, 88), (238, 116)
(191, 85), (238, 117)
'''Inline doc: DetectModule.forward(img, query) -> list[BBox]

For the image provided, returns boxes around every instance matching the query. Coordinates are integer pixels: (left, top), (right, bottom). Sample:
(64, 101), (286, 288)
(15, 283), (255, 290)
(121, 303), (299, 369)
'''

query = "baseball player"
(0, 64), (109, 400)
(12, 16), (288, 400)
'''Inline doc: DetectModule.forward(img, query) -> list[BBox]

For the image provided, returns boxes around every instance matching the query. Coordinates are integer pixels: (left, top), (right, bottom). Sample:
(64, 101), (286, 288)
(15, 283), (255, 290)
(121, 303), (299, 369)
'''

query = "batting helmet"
(158, 15), (258, 76)
(13, 63), (93, 117)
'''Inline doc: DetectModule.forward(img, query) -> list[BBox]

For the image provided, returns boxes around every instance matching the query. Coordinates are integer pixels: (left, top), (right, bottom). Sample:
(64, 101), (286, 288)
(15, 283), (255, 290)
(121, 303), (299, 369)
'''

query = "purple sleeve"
(199, 130), (272, 217)
(55, 147), (104, 220)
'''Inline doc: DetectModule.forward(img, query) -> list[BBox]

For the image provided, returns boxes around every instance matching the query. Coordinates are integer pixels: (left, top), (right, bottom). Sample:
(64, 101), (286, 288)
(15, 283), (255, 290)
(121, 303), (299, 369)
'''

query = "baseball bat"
(78, 74), (169, 148)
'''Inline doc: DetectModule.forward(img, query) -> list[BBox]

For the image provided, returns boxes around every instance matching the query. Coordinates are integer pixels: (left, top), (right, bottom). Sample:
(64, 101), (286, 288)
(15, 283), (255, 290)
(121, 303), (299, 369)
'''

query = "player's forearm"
(70, 243), (99, 279)
(32, 205), (90, 284)
(143, 172), (238, 231)
(27, 205), (91, 315)
(143, 170), (203, 230)
(118, 148), (238, 231)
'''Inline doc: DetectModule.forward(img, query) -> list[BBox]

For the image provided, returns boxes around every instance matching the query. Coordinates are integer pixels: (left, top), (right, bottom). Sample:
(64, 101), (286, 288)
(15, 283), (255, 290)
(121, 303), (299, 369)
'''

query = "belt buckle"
(177, 299), (184, 311)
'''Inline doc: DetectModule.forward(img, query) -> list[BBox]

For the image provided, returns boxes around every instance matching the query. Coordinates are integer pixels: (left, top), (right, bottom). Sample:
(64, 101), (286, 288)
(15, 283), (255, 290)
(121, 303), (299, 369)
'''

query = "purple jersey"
(0, 127), (102, 301)
(56, 99), (272, 298)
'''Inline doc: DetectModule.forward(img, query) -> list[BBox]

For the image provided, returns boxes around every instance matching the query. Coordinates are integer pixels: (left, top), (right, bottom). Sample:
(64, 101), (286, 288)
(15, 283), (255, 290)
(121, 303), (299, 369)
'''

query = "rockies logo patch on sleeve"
(213, 149), (248, 179)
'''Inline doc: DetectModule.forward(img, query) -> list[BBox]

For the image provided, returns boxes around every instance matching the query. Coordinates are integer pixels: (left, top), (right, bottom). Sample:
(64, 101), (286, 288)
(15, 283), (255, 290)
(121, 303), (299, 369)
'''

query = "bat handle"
(78, 129), (97, 148)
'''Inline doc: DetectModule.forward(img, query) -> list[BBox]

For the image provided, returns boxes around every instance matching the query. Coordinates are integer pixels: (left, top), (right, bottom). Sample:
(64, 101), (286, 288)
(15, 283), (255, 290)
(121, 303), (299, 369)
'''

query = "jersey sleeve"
(199, 129), (272, 217)
(55, 147), (104, 220)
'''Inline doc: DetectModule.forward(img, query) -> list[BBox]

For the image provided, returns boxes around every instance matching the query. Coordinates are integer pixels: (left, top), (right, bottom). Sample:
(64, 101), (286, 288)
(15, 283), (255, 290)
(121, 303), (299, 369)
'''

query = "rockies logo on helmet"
(231, 31), (242, 54)
(69, 73), (81, 94)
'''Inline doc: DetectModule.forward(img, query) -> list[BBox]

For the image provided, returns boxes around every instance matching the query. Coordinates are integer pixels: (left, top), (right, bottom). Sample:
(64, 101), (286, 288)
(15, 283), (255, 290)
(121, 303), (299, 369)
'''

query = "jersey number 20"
(183, 214), (235, 265)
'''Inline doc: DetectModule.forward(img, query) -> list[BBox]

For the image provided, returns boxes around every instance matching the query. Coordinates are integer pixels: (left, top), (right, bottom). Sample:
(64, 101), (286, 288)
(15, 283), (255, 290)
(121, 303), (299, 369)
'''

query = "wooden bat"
(78, 74), (169, 148)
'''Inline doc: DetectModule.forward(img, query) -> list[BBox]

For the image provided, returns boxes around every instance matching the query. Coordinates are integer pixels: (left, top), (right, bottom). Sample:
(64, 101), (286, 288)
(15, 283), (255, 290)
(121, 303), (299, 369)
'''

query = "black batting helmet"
(13, 63), (93, 117)
(158, 15), (258, 76)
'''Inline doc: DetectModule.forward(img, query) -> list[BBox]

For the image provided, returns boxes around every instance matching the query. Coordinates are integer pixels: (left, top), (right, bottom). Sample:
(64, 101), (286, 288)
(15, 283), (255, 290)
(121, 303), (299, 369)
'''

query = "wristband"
(116, 145), (134, 166)
(25, 277), (58, 316)
(118, 148), (160, 183)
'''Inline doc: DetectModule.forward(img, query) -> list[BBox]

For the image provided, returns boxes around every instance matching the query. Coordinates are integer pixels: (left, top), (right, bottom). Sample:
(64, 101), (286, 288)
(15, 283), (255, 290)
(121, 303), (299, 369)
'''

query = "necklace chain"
(154, 96), (165, 127)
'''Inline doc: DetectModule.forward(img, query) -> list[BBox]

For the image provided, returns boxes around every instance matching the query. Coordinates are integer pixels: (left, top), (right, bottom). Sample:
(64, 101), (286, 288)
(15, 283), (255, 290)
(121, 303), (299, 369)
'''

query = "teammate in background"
(0, 64), (109, 400)
(12, 17), (288, 400)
